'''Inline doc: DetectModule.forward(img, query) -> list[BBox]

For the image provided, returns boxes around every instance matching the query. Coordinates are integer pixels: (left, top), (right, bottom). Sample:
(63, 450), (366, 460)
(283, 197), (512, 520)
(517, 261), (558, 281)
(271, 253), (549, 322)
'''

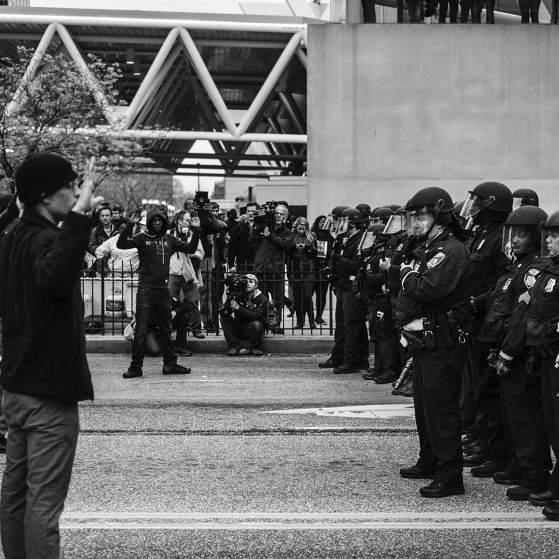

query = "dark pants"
(540, 359), (559, 496)
(413, 345), (464, 485)
(406, 0), (422, 21)
(220, 315), (265, 349)
(290, 271), (315, 326)
(331, 289), (369, 367)
(439, 0), (459, 21)
(131, 287), (176, 370)
(258, 271), (285, 328)
(1, 391), (79, 559)
(518, 0), (540, 22)
(500, 355), (550, 490)
(313, 277), (329, 320)
(460, 0), (482, 22)
(362, 0), (377, 21)
(552, 0), (558, 23)
(168, 274), (202, 346)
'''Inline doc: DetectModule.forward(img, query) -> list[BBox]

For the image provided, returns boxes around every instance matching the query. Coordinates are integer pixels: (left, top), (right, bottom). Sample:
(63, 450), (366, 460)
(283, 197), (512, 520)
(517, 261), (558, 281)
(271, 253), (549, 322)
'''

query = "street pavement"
(1, 353), (558, 558)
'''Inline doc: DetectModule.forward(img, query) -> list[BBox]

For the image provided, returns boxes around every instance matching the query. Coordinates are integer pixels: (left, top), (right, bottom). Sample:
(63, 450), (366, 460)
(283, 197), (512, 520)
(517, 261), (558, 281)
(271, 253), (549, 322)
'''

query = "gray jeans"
(1, 391), (79, 559)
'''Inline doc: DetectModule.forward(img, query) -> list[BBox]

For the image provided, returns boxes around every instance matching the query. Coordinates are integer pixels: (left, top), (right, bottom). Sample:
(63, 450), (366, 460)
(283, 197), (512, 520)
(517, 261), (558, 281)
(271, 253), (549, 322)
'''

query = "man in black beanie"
(0, 152), (98, 559)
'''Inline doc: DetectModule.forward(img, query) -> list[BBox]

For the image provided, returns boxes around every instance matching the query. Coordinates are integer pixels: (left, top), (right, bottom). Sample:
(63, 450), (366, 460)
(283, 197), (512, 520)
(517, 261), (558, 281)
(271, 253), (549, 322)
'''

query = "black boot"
(162, 363), (191, 375)
(123, 366), (143, 379)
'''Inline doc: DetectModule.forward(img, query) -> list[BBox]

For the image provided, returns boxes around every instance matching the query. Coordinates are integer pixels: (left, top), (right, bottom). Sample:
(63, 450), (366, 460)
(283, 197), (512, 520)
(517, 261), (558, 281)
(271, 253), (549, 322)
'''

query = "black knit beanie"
(15, 152), (78, 206)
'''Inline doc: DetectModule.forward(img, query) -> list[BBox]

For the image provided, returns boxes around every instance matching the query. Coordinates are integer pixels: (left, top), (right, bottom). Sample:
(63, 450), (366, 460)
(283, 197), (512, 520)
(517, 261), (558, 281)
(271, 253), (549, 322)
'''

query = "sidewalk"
(86, 335), (334, 354)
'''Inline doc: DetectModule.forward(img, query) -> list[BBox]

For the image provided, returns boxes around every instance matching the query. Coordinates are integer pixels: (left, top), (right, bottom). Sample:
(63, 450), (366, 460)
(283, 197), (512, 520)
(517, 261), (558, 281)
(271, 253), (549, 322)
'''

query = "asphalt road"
(1, 354), (558, 558)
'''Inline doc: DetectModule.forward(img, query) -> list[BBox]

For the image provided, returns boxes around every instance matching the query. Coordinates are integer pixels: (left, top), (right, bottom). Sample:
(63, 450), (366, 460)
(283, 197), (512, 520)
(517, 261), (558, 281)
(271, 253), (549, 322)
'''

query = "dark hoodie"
(117, 208), (200, 289)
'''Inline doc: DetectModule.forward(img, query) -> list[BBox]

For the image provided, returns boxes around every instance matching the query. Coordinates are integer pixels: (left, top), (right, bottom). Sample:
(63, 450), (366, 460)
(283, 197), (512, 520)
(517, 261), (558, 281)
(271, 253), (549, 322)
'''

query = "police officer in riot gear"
(319, 207), (370, 373)
(512, 188), (539, 210)
(481, 206), (551, 500)
(398, 187), (471, 498)
(525, 211), (559, 520)
(459, 181), (513, 475)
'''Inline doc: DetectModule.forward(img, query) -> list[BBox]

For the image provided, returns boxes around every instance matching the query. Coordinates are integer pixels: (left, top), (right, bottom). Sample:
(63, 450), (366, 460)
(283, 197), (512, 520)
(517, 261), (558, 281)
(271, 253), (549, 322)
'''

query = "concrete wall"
(307, 25), (559, 218)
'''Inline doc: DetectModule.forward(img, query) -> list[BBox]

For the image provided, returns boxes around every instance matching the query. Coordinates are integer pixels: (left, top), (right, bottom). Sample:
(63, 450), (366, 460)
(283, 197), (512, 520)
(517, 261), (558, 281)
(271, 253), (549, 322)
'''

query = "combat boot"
(542, 500), (559, 521)
(162, 363), (191, 375)
(123, 366), (143, 379)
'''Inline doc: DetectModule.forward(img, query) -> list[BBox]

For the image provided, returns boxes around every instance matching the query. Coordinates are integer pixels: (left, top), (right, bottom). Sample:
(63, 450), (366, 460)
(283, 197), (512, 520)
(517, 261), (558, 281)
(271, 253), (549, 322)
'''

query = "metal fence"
(80, 268), (335, 337)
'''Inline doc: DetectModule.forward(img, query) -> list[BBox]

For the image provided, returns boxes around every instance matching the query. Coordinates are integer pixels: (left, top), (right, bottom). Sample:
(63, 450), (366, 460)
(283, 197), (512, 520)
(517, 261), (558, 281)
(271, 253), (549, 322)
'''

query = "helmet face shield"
(502, 225), (537, 260)
(406, 207), (435, 238)
(321, 215), (333, 231)
(542, 228), (559, 257)
(460, 191), (496, 223)
(336, 216), (349, 236)
(512, 197), (523, 211)
(382, 214), (406, 235)
(358, 226), (378, 253)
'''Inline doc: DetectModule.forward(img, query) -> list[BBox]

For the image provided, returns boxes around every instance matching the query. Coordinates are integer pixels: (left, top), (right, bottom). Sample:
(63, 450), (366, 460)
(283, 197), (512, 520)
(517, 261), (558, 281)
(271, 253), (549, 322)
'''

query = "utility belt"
(400, 310), (469, 352)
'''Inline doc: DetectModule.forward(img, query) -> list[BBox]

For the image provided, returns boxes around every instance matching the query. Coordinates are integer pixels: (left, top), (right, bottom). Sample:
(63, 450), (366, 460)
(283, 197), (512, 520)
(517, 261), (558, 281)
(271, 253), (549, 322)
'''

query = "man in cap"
(0, 152), (98, 558)
(219, 273), (268, 356)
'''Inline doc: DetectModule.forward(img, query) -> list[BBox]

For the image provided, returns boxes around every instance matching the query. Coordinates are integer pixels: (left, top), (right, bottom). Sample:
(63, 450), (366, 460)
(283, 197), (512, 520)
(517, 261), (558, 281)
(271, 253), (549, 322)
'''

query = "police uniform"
(399, 228), (471, 489)
(526, 256), (559, 502)
(465, 222), (512, 467)
(330, 229), (369, 370)
(484, 252), (551, 493)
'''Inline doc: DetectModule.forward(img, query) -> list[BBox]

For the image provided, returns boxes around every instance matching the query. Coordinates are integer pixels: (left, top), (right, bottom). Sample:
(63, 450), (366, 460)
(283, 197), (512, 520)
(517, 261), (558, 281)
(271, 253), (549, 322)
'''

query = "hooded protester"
(117, 207), (201, 378)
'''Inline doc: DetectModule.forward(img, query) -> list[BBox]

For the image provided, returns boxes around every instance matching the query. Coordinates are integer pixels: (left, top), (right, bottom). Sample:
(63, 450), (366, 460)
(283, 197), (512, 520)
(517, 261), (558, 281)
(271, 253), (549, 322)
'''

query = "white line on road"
(59, 512), (558, 531)
(264, 404), (416, 419)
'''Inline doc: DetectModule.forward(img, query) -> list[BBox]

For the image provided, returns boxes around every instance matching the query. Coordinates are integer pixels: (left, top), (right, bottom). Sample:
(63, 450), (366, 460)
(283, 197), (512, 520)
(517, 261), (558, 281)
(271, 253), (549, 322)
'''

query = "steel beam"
(54, 24), (116, 125)
(236, 30), (303, 137)
(6, 22), (56, 117)
(144, 151), (305, 161)
(123, 27), (179, 128)
(0, 13), (307, 34)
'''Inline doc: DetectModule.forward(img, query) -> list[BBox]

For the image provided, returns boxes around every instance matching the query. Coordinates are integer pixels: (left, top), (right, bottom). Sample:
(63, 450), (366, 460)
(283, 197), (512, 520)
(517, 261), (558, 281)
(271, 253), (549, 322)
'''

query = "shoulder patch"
(427, 252), (446, 269)
(545, 278), (557, 293)
(524, 268), (540, 289)
(502, 278), (512, 291)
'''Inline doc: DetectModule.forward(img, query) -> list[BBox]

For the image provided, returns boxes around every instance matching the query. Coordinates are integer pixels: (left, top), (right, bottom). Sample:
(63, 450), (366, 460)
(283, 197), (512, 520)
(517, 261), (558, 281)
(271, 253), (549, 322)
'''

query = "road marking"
(59, 512), (557, 531)
(264, 404), (415, 419)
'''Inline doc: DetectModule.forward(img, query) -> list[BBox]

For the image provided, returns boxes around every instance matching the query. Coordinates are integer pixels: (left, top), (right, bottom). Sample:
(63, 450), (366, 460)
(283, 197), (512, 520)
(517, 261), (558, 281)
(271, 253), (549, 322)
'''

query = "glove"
(487, 349), (499, 369)
(495, 357), (512, 376)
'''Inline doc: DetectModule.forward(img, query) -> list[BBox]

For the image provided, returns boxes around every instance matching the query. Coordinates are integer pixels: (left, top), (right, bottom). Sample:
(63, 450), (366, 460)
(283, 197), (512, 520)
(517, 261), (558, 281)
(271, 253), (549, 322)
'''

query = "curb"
(86, 335), (335, 354)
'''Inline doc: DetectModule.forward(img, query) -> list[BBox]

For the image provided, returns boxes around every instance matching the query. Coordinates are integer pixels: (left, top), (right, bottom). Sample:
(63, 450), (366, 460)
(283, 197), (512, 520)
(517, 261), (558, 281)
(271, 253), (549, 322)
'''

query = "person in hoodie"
(117, 207), (199, 378)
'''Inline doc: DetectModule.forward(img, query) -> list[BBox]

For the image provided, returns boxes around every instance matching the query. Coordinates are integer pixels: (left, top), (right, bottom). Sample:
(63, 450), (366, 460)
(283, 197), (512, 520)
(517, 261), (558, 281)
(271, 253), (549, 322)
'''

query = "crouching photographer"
(220, 274), (267, 356)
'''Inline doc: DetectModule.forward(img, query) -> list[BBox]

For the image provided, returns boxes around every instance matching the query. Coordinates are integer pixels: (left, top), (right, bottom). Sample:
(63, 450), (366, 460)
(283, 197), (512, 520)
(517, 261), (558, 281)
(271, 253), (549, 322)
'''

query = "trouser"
(500, 355), (550, 490)
(131, 287), (176, 370)
(374, 328), (401, 377)
(168, 274), (202, 346)
(330, 289), (369, 367)
(313, 278), (329, 320)
(518, 0), (540, 22)
(460, 0), (482, 21)
(439, 0), (459, 20)
(539, 358), (559, 496)
(258, 271), (285, 328)
(199, 259), (215, 327)
(1, 391), (79, 559)
(461, 335), (484, 436)
(413, 344), (465, 485)
(362, 0), (377, 21)
(291, 272), (315, 326)
(220, 315), (265, 349)
(552, 0), (558, 22)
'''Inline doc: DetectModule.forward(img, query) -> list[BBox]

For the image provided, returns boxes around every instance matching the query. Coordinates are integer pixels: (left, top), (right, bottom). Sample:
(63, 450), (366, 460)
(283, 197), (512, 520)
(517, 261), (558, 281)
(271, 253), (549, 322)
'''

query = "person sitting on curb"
(220, 274), (267, 356)
(117, 207), (199, 378)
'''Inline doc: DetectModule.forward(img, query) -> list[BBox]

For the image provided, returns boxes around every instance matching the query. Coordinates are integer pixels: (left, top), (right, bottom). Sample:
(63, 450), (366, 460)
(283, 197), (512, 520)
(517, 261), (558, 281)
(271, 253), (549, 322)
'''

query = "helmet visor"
(460, 191), (495, 221)
(406, 207), (435, 237)
(512, 197), (523, 211)
(541, 227), (559, 257)
(382, 214), (406, 235)
(321, 215), (333, 231)
(502, 225), (537, 260)
(358, 227), (377, 253)
(336, 216), (349, 236)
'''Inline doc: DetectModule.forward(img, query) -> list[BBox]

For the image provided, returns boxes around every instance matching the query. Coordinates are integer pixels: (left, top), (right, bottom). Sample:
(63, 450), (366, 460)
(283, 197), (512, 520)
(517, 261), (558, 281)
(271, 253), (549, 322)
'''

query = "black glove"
(487, 349), (499, 369)
(495, 357), (512, 376)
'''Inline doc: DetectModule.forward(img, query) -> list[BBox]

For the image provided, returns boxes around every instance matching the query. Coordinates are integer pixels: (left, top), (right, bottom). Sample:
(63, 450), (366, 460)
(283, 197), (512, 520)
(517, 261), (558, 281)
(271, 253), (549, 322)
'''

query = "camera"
(219, 273), (249, 317)
(253, 201), (282, 230)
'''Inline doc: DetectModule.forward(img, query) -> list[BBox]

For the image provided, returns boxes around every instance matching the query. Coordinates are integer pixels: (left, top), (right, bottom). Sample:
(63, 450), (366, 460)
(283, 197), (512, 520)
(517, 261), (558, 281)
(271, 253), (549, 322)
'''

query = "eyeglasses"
(275, 212), (287, 216)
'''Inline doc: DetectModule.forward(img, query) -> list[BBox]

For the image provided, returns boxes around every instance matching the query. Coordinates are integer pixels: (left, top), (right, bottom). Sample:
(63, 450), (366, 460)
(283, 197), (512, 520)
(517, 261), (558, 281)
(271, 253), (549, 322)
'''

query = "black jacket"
(117, 209), (200, 289)
(88, 222), (116, 255)
(250, 223), (291, 275)
(228, 220), (256, 269)
(331, 230), (364, 292)
(0, 209), (94, 402)
(234, 291), (268, 323)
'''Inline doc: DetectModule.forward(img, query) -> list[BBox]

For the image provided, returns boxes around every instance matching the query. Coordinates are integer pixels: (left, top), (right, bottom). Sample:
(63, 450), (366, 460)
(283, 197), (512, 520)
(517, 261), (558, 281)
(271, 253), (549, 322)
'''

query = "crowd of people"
(361, 0), (558, 23)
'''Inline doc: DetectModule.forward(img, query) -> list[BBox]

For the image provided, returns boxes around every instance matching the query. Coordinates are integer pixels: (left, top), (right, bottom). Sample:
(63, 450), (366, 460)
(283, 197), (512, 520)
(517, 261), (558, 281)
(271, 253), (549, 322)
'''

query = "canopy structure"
(0, 8), (314, 177)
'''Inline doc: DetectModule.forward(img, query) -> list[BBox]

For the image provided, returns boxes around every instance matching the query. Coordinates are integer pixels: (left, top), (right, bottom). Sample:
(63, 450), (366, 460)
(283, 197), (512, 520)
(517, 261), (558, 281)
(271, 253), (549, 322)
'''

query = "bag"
(264, 297), (279, 331)
(123, 319), (135, 341)
(123, 319), (161, 356)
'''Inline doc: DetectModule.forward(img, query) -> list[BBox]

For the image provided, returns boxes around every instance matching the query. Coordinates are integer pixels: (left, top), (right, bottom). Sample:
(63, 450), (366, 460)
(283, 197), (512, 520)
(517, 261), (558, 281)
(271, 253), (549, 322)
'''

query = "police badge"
(524, 269), (539, 289)
(545, 278), (556, 293)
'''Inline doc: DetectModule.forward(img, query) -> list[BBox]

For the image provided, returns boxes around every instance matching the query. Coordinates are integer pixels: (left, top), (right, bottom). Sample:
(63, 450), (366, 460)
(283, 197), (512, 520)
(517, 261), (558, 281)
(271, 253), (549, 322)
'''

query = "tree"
(0, 46), (145, 193)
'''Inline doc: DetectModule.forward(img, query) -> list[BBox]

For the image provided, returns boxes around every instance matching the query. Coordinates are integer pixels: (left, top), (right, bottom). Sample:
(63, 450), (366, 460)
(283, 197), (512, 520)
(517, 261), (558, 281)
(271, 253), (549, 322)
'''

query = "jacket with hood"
(117, 208), (200, 289)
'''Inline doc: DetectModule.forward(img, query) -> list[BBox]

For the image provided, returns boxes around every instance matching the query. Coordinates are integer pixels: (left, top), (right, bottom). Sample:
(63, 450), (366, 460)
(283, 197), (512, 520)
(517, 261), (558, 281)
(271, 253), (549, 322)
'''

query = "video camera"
(219, 273), (249, 317)
(253, 201), (281, 230)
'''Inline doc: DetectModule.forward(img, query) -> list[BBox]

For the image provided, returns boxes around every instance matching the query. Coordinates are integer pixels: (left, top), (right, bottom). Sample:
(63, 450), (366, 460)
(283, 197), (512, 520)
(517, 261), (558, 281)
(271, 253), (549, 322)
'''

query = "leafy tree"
(0, 46), (143, 193)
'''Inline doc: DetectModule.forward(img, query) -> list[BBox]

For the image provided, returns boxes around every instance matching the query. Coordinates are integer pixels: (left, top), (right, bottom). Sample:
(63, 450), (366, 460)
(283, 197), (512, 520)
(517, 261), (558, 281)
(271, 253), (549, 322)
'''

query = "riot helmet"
(460, 182), (513, 226)
(502, 206), (547, 260)
(541, 211), (559, 257)
(322, 205), (349, 235)
(405, 187), (454, 240)
(512, 188), (539, 210)
(371, 206), (394, 225)
(337, 207), (368, 236)
(382, 207), (406, 236)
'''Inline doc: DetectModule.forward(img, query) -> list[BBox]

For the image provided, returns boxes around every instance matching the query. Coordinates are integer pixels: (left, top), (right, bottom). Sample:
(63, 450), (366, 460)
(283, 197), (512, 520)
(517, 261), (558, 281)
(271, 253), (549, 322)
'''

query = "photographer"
(249, 202), (291, 333)
(220, 274), (267, 356)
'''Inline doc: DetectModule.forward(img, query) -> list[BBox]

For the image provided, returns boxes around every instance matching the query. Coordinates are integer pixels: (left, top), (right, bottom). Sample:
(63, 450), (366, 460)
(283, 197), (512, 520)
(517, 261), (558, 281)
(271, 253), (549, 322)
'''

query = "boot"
(123, 366), (143, 379)
(162, 363), (191, 375)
